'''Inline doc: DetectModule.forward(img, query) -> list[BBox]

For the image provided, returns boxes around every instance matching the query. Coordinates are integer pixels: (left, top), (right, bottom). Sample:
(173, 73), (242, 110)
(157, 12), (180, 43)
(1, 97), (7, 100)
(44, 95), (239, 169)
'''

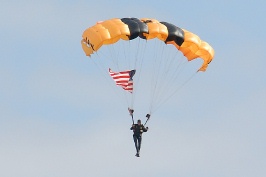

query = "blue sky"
(1, 0), (266, 177)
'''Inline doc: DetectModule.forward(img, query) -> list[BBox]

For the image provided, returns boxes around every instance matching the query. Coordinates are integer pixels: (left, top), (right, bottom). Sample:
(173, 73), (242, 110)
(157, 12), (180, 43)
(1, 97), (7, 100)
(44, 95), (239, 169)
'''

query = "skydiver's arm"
(130, 124), (135, 130)
(142, 125), (148, 132)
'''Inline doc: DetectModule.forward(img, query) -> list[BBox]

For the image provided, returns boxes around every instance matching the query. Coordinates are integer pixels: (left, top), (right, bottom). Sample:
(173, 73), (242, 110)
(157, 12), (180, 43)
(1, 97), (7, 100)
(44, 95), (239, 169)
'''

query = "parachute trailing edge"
(81, 17), (214, 71)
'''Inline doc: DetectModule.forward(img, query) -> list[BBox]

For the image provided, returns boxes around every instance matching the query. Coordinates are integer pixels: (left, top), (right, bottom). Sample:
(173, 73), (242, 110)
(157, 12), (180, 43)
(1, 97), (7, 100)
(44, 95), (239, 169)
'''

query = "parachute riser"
(144, 114), (151, 126)
(131, 114), (135, 124)
(143, 119), (149, 126)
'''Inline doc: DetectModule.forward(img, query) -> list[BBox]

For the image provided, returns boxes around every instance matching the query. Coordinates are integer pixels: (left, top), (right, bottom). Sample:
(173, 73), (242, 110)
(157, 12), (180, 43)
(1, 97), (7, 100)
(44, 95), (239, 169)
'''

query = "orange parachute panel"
(140, 18), (168, 41)
(168, 29), (214, 71)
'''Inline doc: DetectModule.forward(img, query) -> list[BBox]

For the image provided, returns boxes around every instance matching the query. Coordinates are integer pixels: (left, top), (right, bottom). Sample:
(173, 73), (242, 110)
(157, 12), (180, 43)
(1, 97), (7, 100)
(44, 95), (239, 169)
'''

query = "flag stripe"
(109, 68), (135, 93)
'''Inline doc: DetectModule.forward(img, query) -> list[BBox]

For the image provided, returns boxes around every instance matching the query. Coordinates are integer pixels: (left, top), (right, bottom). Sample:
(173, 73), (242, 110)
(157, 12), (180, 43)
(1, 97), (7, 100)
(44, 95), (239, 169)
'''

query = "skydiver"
(130, 117), (149, 157)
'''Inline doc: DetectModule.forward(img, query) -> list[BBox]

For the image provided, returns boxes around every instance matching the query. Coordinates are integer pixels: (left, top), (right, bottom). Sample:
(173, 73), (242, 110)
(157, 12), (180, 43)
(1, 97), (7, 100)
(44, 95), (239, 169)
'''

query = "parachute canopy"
(81, 17), (215, 113)
(81, 17), (214, 71)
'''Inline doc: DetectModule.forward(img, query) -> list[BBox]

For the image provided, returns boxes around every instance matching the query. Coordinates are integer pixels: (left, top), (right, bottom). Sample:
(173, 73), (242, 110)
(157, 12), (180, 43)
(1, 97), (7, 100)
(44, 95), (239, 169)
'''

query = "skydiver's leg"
(133, 135), (138, 153)
(137, 136), (142, 153)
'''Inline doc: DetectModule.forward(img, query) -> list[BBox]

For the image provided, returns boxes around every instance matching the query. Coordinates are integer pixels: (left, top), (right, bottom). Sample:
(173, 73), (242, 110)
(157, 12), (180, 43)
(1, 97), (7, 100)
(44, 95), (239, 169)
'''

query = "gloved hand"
(146, 114), (150, 118)
(128, 108), (134, 115)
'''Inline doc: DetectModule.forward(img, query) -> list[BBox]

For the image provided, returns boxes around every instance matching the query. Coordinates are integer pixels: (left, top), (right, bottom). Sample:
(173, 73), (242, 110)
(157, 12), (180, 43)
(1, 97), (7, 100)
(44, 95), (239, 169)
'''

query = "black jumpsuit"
(130, 124), (148, 154)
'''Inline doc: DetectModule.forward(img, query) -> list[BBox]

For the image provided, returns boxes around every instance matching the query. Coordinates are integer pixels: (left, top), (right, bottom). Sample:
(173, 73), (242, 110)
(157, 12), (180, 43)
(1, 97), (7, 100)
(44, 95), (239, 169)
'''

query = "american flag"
(109, 68), (136, 93)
